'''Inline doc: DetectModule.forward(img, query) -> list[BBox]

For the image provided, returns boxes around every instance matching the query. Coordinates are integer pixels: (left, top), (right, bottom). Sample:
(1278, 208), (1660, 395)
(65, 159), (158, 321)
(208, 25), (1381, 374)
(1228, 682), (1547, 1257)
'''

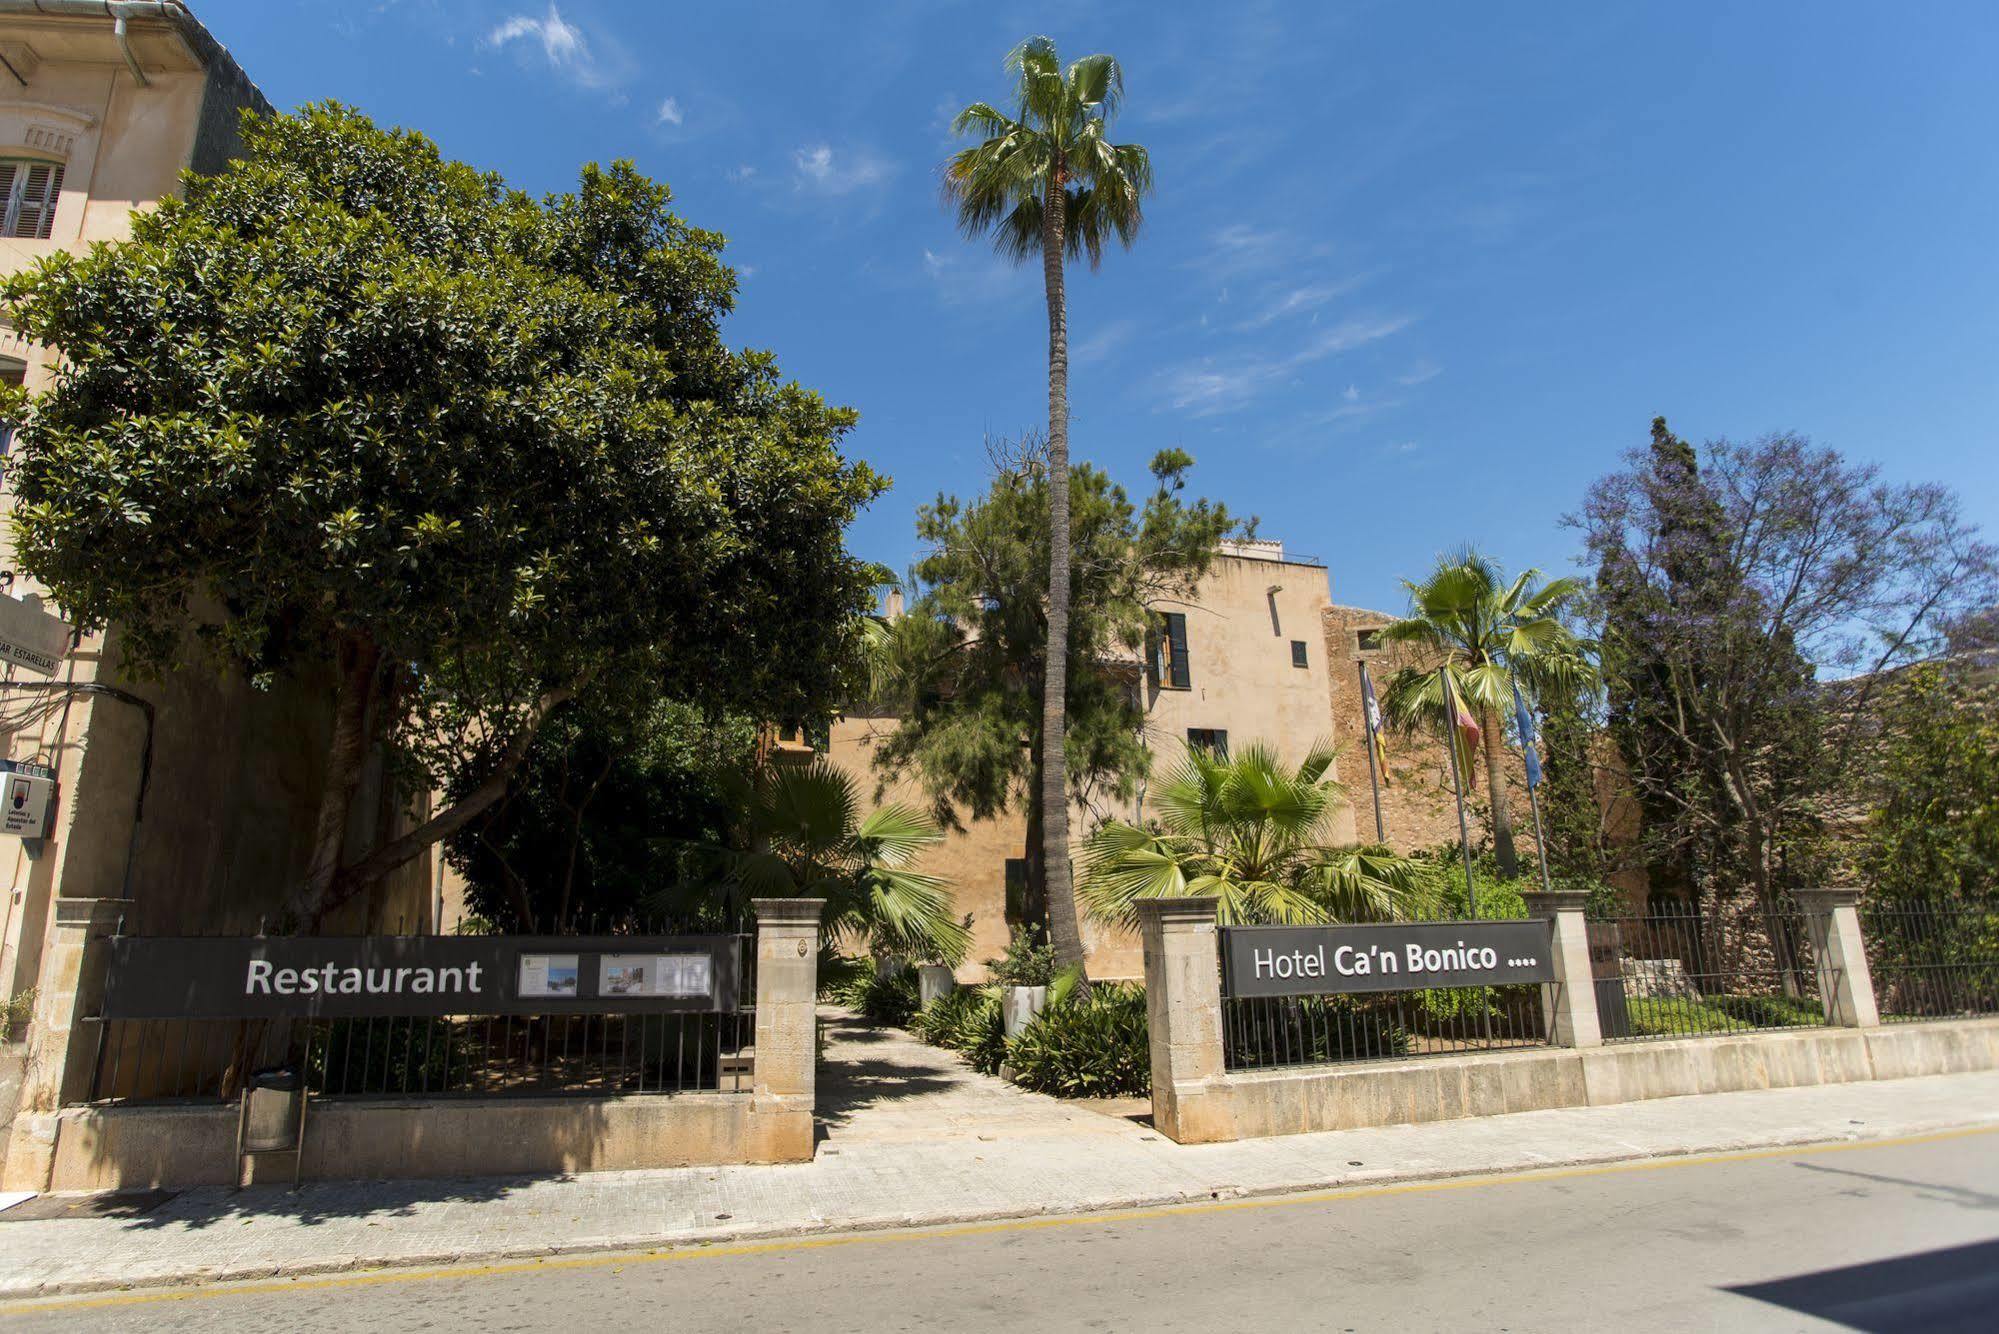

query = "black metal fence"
(1220, 906), (1547, 1073)
(1585, 901), (1832, 1043)
(1862, 897), (1999, 1022)
(86, 920), (757, 1105)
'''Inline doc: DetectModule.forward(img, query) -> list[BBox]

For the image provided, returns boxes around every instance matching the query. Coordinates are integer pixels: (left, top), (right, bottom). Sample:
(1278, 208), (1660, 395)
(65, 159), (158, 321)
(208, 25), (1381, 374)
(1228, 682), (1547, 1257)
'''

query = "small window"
(1155, 612), (1191, 689)
(1290, 640), (1309, 669)
(1355, 628), (1383, 653)
(1004, 857), (1030, 923)
(0, 357), (22, 463)
(0, 161), (64, 240)
(1187, 727), (1228, 758)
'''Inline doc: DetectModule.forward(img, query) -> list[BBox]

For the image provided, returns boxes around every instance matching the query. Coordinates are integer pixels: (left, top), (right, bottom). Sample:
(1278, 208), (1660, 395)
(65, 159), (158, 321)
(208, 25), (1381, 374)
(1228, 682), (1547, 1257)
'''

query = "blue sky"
(198, 1), (1999, 613)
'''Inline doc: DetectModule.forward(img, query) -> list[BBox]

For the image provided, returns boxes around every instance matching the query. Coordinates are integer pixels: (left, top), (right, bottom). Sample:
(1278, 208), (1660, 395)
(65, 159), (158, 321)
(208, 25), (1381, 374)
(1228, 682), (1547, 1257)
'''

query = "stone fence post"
(1521, 889), (1602, 1049)
(3, 898), (123, 1191)
(1138, 897), (1237, 1144)
(1794, 887), (1879, 1028)
(749, 898), (822, 1161)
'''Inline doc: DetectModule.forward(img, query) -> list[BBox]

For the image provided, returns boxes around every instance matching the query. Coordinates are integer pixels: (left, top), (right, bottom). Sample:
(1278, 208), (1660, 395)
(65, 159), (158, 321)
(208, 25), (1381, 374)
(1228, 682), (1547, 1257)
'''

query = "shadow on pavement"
(1727, 1237), (1999, 1332)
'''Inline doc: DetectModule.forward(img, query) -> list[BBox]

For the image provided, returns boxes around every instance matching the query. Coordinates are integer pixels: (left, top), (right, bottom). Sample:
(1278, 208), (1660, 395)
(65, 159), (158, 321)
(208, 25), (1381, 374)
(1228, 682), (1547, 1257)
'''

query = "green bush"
(913, 983), (1008, 1074)
(858, 967), (920, 1026)
(818, 952), (873, 1004)
(1006, 983), (1151, 1098)
(986, 929), (1055, 987)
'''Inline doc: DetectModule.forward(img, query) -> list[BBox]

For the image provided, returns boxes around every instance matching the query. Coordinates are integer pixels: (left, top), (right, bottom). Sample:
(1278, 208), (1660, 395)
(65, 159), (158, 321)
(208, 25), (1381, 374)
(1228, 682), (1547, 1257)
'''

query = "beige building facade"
(831, 539), (1351, 980)
(0, 4), (431, 1056)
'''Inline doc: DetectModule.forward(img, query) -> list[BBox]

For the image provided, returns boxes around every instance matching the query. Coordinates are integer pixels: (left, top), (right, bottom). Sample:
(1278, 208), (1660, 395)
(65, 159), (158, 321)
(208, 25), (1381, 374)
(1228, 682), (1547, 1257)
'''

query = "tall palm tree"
(943, 37), (1153, 978)
(1078, 741), (1435, 929)
(1379, 549), (1597, 879)
(655, 761), (970, 964)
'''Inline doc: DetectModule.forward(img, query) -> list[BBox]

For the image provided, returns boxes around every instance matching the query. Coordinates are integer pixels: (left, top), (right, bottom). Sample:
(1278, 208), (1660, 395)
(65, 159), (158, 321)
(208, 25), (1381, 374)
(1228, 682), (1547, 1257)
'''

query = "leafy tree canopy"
(2, 103), (885, 923)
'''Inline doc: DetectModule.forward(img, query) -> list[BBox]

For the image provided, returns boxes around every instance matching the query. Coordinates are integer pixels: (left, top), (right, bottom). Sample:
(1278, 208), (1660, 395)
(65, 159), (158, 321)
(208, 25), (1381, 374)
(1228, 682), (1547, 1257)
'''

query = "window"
(1153, 611), (1191, 689)
(1187, 727), (1228, 758)
(0, 358), (22, 464)
(1004, 857), (1030, 923)
(1290, 639), (1309, 669)
(0, 161), (64, 240)
(1355, 628), (1383, 653)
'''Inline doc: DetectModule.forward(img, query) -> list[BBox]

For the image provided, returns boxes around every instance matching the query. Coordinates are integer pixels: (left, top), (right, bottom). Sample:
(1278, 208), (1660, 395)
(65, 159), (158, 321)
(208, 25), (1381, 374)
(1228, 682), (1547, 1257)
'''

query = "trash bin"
(243, 1066), (302, 1151)
(237, 1065), (308, 1187)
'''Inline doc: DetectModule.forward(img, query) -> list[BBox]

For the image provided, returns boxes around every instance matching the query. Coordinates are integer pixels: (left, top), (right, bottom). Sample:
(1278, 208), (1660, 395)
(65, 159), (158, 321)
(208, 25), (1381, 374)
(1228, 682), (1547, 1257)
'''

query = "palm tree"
(1379, 549), (1597, 879)
(944, 37), (1154, 979)
(1077, 741), (1435, 929)
(656, 761), (970, 964)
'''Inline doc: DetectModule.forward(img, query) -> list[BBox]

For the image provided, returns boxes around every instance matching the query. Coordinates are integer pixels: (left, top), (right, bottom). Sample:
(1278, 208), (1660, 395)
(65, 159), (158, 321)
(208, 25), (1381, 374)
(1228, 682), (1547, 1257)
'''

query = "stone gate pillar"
(1138, 897), (1237, 1144)
(1522, 889), (1603, 1049)
(3, 898), (123, 1191)
(1794, 887), (1880, 1028)
(750, 898), (823, 1161)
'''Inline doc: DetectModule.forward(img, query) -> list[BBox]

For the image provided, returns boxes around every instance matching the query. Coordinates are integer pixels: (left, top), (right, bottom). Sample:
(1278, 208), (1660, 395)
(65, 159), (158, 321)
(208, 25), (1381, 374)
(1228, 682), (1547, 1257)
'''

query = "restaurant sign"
(101, 934), (741, 1020)
(1221, 920), (1555, 999)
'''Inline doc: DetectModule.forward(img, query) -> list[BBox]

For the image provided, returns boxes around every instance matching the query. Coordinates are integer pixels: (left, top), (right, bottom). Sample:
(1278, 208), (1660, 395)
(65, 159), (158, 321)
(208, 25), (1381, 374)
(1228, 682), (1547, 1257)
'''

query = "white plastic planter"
(1002, 984), (1048, 1037)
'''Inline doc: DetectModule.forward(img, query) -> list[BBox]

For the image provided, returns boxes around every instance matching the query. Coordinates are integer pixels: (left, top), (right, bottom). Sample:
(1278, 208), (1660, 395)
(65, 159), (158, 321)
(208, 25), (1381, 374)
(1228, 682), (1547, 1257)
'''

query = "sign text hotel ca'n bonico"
(1221, 920), (1556, 999)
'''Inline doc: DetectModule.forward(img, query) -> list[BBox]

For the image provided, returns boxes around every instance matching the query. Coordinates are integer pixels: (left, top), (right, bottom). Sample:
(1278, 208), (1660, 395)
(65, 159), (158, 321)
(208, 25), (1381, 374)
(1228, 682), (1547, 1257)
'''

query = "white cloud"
(1074, 319), (1139, 366)
(1236, 276), (1367, 331)
(655, 96), (683, 127)
(1343, 384), (1361, 403)
(727, 164), (758, 184)
(1397, 359), (1442, 387)
(920, 246), (1021, 305)
(484, 3), (621, 90)
(793, 143), (893, 195)
(1162, 315), (1413, 416)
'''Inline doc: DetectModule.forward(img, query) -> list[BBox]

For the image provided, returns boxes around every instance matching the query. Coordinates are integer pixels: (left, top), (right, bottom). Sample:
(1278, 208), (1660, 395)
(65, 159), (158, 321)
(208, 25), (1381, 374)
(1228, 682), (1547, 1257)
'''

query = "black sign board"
(1221, 920), (1555, 998)
(101, 934), (741, 1020)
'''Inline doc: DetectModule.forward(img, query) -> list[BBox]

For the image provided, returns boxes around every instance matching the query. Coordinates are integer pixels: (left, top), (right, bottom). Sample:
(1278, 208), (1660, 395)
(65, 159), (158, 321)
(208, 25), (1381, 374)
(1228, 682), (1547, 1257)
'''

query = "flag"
(1512, 680), (1543, 790)
(1441, 669), (1481, 752)
(1358, 661), (1390, 787)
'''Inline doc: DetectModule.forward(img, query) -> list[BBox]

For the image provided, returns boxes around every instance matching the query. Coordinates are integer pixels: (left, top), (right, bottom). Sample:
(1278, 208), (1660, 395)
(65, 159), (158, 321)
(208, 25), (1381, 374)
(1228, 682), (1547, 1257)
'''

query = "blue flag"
(1512, 681), (1543, 790)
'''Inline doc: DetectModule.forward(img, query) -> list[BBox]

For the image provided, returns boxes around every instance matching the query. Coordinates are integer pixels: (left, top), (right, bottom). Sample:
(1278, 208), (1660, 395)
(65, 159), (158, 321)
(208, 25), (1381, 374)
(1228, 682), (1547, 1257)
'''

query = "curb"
(5, 1111), (1997, 1303)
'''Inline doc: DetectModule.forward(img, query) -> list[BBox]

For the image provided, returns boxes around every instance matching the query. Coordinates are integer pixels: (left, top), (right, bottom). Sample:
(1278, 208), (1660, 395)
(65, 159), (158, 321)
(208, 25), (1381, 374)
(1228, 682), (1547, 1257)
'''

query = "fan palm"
(944, 37), (1154, 979)
(656, 761), (970, 964)
(1379, 549), (1597, 879)
(1078, 741), (1436, 930)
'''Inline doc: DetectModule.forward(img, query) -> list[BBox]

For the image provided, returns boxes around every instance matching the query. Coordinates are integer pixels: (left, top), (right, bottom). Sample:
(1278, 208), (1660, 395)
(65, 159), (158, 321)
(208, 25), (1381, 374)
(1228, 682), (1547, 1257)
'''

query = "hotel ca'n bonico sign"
(101, 935), (742, 1019)
(1222, 920), (1556, 998)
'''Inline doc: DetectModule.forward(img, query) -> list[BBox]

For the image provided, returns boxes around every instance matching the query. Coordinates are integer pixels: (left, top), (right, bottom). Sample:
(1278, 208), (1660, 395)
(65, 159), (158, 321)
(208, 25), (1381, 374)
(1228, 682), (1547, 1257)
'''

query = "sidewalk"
(2, 1048), (1996, 1299)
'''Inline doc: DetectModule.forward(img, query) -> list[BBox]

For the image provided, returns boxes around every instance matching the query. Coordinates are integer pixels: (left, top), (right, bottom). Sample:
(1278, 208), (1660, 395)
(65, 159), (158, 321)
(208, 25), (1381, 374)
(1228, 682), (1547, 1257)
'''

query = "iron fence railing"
(1861, 897), (1999, 1022)
(1586, 901), (1832, 1043)
(85, 918), (756, 1105)
(1219, 905), (1545, 1073)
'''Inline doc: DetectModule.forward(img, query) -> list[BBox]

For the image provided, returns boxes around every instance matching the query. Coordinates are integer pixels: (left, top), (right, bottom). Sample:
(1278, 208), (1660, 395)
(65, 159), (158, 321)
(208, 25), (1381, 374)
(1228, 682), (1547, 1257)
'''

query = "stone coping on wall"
(43, 1089), (814, 1192)
(1202, 1018), (1999, 1144)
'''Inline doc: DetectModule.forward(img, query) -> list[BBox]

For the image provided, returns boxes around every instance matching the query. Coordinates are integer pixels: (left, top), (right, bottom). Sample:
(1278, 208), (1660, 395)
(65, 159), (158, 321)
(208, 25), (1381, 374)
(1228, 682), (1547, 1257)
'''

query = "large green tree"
(944, 38), (1154, 976)
(1855, 662), (1999, 900)
(865, 444), (1235, 940)
(2, 104), (883, 927)
(1379, 550), (1596, 878)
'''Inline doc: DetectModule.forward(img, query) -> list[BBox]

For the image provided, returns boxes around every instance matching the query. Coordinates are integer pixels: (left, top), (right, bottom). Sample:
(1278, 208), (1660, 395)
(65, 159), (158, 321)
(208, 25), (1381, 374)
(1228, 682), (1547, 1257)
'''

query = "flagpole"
(1518, 677), (1555, 897)
(1440, 667), (1478, 916)
(1357, 661), (1385, 843)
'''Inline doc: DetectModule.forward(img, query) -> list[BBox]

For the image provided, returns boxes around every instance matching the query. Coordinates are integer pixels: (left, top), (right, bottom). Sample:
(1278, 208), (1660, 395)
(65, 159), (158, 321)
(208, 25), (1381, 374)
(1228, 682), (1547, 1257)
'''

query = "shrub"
(858, 967), (920, 1026)
(1006, 983), (1151, 1098)
(986, 929), (1055, 987)
(913, 983), (1009, 1074)
(818, 952), (873, 1004)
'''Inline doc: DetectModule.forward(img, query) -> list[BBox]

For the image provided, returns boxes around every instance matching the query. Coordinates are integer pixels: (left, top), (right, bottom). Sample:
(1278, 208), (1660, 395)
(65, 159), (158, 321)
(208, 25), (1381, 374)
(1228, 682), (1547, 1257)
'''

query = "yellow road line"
(7, 1124), (1995, 1317)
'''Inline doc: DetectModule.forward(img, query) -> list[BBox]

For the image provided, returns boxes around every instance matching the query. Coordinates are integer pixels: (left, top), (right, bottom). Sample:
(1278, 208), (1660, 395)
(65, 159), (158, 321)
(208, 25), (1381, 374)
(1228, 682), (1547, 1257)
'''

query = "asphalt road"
(7, 1129), (1998, 1332)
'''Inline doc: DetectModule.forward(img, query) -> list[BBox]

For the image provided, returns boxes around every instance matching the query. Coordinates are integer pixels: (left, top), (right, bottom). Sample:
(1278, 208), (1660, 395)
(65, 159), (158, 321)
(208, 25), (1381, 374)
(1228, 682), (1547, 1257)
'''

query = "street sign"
(0, 593), (71, 676)
(1221, 919), (1556, 998)
(0, 770), (53, 838)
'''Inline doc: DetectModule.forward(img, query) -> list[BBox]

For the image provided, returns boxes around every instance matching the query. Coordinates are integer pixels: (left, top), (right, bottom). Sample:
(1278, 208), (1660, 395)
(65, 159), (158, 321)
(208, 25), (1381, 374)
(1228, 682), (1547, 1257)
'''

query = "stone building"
(831, 539), (1360, 979)
(0, 2), (438, 1185)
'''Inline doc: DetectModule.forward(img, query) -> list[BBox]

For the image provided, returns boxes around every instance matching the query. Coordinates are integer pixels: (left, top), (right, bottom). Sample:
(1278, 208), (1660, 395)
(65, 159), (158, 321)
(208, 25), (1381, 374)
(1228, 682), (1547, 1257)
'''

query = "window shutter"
(0, 163), (15, 236)
(1164, 613), (1191, 689)
(14, 163), (62, 239)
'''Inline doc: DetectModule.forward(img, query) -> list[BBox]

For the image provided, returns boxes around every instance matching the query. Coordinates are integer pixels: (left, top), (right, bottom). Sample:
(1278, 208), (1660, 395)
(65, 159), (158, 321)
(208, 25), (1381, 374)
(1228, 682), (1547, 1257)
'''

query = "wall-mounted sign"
(1221, 920), (1556, 999)
(0, 594), (71, 677)
(101, 934), (741, 1020)
(0, 770), (53, 838)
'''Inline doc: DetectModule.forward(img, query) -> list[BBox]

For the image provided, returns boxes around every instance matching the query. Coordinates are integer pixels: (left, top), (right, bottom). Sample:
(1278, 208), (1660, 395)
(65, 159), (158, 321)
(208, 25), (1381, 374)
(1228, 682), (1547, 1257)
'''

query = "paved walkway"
(0, 1024), (1996, 1299)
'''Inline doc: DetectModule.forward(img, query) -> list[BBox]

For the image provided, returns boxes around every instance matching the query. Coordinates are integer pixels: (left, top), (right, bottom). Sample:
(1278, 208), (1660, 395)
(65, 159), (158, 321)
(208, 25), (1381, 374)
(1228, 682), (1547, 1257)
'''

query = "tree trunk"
(1037, 162), (1087, 980)
(1480, 704), (1519, 879)
(285, 632), (383, 929)
(1020, 744), (1049, 937)
(310, 679), (583, 928)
